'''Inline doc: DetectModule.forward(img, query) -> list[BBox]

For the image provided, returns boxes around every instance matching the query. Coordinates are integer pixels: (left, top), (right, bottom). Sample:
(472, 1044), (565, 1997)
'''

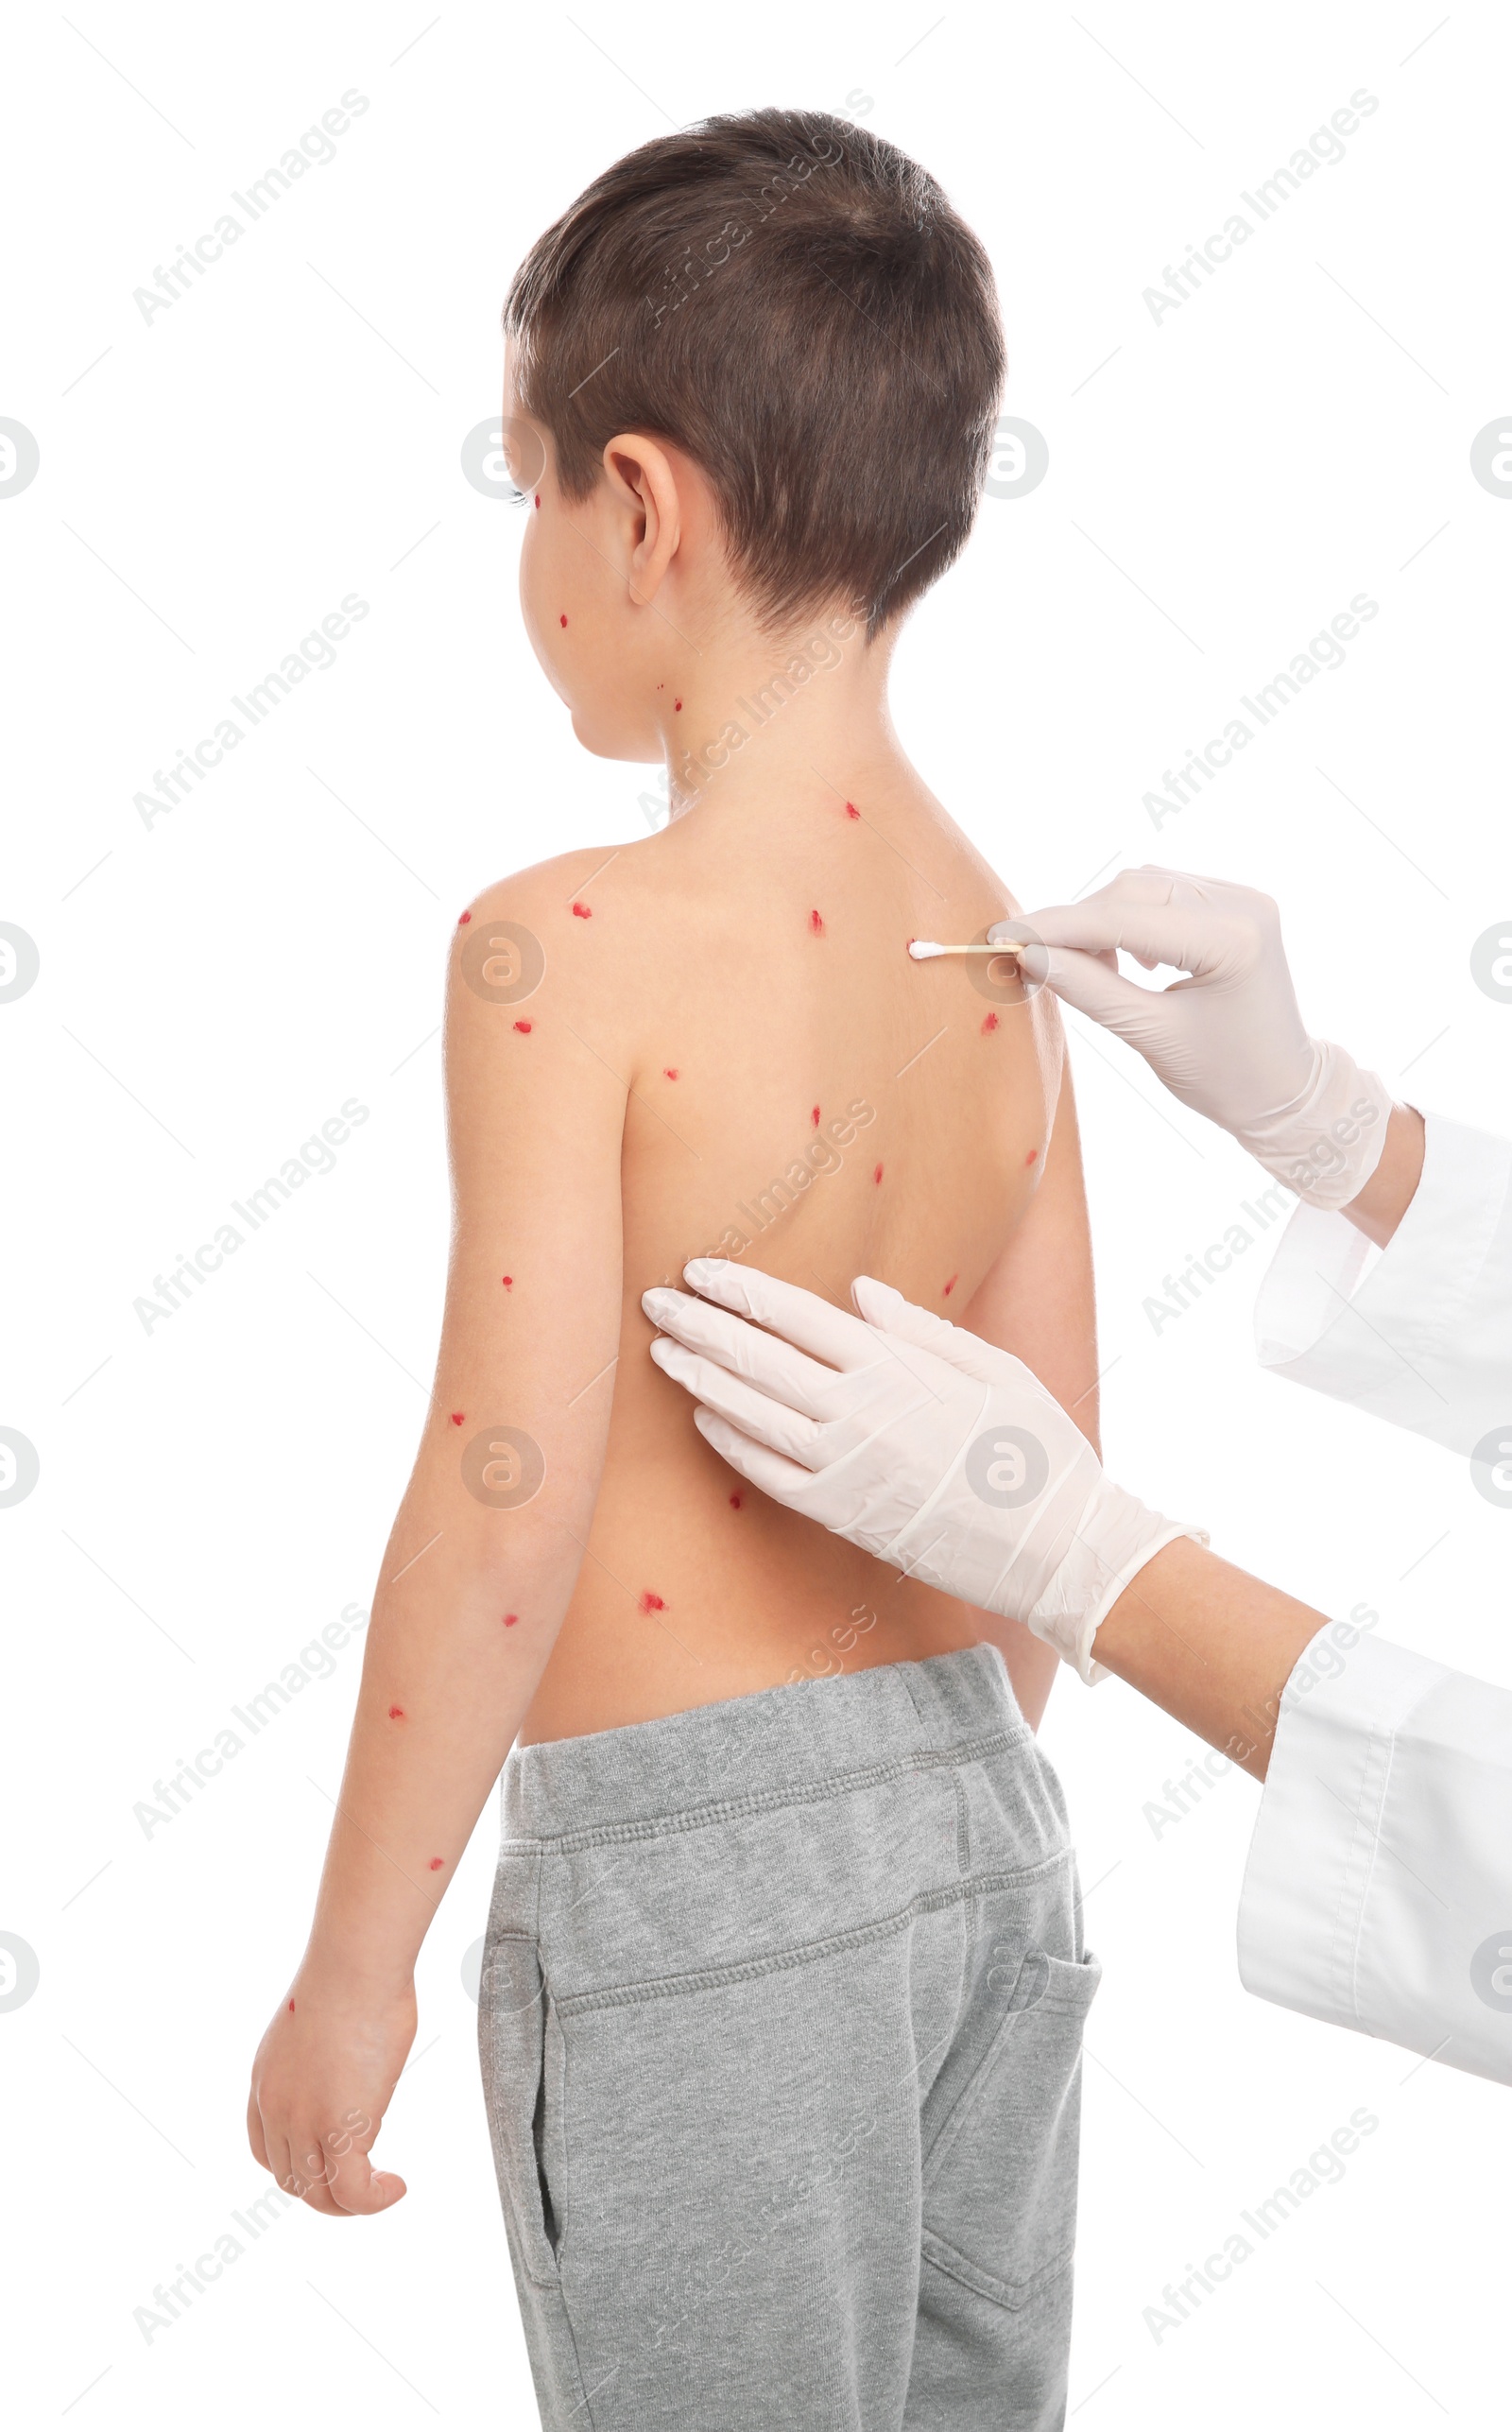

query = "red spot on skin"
(729, 1492), (742, 1509)
(844, 800), (860, 819)
(662, 1066), (679, 1080)
(810, 909), (825, 936)
(450, 1412), (464, 1426)
(428, 1857), (445, 1871)
(457, 910), (472, 924)
(656, 681), (664, 690)
(503, 1613), (519, 1628)
(288, 1998), (295, 2012)
(502, 1274), (512, 1288)
(811, 1106), (820, 1127)
(388, 1705), (404, 1719)
(1025, 1147), (1040, 1165)
(981, 1011), (999, 1034)
(943, 1274), (959, 1298)
(534, 494), (541, 509)
(559, 613), (568, 627)
(514, 1020), (532, 1033)
(572, 901), (592, 919)
(639, 1590), (665, 1613)
(873, 1163), (884, 1185)
(674, 698), (682, 712)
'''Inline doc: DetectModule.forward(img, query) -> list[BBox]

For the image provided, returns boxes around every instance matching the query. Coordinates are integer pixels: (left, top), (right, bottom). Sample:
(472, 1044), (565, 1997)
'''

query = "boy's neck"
(656, 604), (915, 823)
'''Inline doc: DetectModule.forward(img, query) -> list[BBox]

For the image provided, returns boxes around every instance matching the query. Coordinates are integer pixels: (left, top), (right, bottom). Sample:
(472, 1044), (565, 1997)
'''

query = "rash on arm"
(301, 881), (627, 1992)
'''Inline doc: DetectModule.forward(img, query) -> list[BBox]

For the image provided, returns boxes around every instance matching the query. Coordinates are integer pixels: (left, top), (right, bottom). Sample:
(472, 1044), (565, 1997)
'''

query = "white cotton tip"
(907, 939), (946, 959)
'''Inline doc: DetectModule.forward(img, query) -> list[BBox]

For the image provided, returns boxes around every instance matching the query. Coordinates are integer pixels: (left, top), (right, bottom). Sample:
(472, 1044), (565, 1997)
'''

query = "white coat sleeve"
(1237, 1628), (1512, 2083)
(1252, 1113), (1512, 1457)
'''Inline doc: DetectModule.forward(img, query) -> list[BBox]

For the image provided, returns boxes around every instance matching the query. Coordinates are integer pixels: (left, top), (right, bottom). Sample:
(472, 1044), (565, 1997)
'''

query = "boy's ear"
(601, 433), (681, 606)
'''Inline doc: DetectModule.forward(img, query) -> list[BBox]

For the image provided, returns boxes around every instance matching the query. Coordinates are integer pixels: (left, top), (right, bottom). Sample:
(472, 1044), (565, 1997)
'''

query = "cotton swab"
(907, 938), (1030, 960)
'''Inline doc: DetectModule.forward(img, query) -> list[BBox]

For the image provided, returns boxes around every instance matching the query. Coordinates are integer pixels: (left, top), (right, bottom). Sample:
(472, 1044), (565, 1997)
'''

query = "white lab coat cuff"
(1252, 1112), (1512, 1454)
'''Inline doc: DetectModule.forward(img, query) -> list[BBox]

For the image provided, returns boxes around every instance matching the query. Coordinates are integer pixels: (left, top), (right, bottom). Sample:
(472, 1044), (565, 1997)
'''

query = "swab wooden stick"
(907, 938), (1029, 960)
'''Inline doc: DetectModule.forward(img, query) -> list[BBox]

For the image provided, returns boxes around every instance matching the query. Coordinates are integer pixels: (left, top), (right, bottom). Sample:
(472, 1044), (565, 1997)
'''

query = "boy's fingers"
(693, 1406), (818, 1506)
(247, 2092), (270, 2171)
(259, 2118), (342, 2216)
(291, 2184), (344, 2217)
(262, 2126), (291, 2199)
(266, 2129), (335, 2216)
(284, 2137), (346, 2215)
(644, 1286), (852, 1415)
(650, 1338), (824, 1464)
(252, 2112), (406, 2217)
(327, 2155), (407, 2216)
(681, 1259), (877, 1371)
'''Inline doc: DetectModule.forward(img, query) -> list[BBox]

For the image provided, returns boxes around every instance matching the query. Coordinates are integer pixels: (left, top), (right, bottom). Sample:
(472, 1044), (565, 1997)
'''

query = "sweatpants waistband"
(501, 1641), (1028, 1847)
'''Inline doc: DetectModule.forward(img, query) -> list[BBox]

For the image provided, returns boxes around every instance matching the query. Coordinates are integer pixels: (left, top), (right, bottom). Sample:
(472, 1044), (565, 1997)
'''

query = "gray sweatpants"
(479, 1642), (1098, 2431)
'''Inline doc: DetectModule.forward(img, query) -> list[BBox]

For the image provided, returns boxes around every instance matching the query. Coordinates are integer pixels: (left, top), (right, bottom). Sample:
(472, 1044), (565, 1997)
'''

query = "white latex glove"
(644, 1261), (1204, 1683)
(995, 868), (1393, 1210)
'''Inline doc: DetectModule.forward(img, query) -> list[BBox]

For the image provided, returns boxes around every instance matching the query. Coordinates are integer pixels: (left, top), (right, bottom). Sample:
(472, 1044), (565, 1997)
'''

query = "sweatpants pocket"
(920, 1946), (1101, 2309)
(478, 1933), (563, 2290)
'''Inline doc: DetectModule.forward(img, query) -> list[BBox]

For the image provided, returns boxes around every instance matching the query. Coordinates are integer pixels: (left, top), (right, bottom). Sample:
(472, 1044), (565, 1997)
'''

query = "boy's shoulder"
(466, 843), (629, 923)
(457, 837), (691, 1070)
(464, 825), (713, 952)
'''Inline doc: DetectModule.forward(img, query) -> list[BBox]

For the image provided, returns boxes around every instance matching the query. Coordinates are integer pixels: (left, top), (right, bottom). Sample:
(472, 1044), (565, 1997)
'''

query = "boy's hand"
(247, 1970), (416, 2216)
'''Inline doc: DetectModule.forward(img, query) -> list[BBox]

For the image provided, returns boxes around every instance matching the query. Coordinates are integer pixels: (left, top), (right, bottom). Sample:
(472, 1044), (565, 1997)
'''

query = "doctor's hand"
(644, 1261), (1201, 1682)
(998, 868), (1395, 1212)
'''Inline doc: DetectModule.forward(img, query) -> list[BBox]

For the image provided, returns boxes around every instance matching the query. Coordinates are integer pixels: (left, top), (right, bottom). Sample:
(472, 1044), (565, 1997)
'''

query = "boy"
(249, 107), (1102, 2429)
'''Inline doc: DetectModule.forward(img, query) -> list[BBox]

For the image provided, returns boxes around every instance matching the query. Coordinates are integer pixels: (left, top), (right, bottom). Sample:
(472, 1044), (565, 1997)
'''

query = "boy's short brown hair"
(504, 108), (1005, 639)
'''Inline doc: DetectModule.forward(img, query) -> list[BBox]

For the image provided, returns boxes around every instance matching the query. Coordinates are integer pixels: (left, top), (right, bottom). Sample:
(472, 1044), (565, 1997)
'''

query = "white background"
(5, 2), (1510, 2423)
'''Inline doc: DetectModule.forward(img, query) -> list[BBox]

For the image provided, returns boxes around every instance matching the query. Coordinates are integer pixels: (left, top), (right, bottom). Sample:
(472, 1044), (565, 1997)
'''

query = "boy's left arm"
(247, 875), (627, 2216)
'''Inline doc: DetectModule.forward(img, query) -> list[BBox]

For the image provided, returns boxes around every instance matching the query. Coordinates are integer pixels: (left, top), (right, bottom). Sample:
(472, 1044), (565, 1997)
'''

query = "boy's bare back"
(501, 770), (1096, 1743)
